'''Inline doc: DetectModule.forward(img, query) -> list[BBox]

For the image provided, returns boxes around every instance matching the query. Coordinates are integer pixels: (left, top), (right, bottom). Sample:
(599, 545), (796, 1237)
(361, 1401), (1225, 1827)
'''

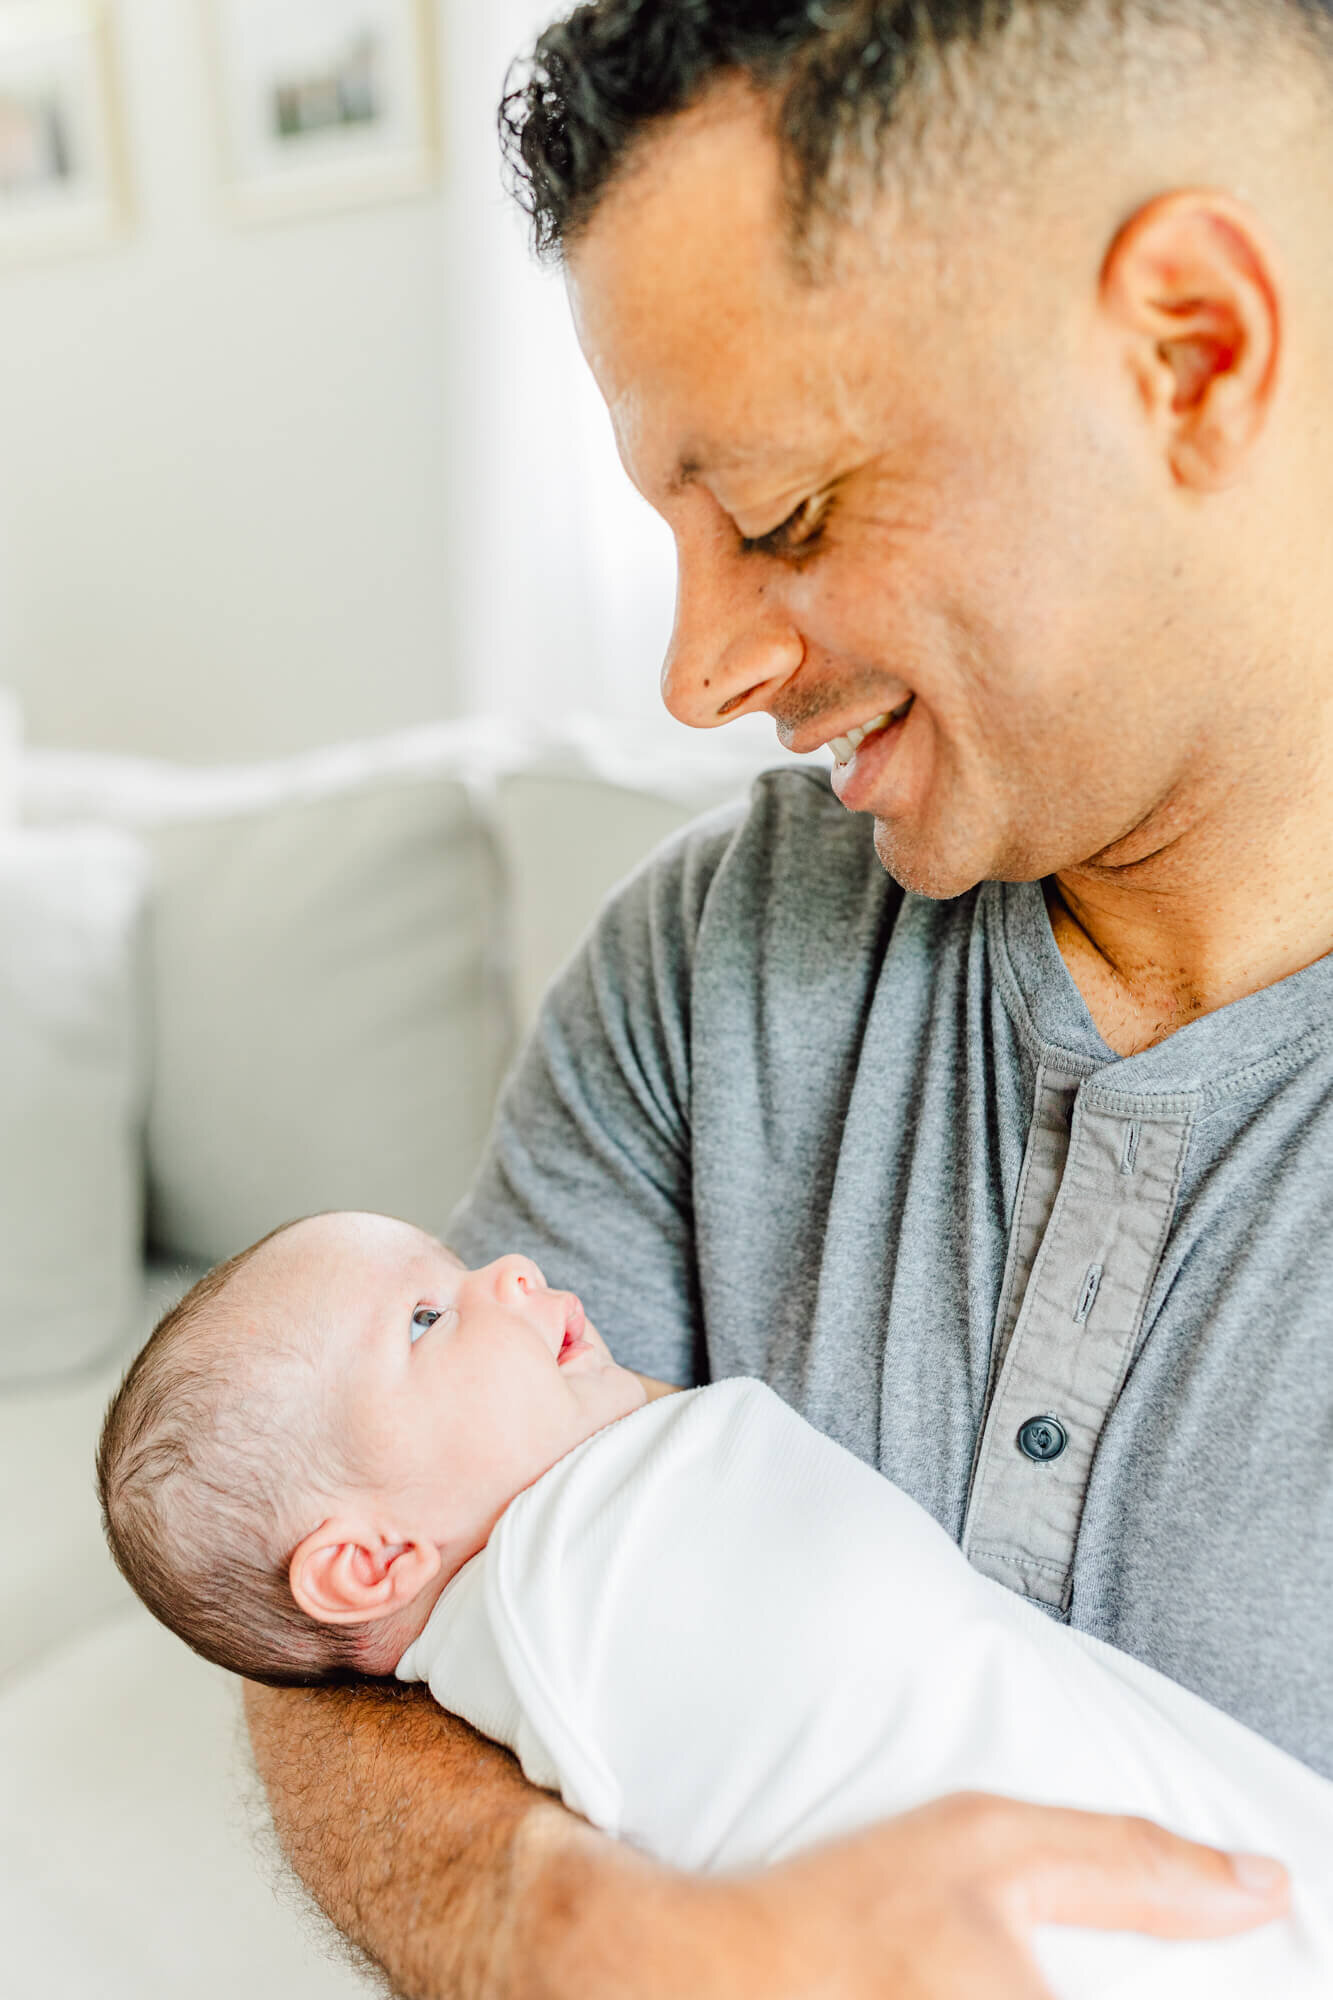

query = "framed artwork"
(209, 0), (437, 224)
(0, 0), (126, 264)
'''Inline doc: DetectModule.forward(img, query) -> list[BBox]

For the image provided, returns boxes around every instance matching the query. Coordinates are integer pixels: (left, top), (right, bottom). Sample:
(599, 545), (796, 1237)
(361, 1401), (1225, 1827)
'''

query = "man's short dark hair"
(501, 0), (1333, 267)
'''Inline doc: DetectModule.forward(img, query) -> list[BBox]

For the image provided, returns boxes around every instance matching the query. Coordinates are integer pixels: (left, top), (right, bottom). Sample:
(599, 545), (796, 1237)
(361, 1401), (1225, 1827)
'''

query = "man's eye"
(410, 1306), (442, 1344)
(739, 491), (832, 560)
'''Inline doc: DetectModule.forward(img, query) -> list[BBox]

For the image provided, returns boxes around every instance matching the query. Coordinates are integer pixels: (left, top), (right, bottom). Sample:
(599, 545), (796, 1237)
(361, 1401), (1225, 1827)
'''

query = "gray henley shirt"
(449, 765), (1333, 1777)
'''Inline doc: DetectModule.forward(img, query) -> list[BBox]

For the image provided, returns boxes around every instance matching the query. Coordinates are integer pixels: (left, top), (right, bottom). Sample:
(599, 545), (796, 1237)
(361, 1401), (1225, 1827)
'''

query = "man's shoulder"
(698, 763), (906, 944)
(739, 760), (893, 870)
(580, 762), (909, 1027)
(691, 760), (872, 853)
(635, 761), (900, 928)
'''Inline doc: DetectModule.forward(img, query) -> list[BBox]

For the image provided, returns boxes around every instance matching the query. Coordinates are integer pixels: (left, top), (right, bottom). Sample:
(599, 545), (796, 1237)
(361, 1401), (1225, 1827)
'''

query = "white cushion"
(0, 1265), (198, 1683)
(20, 715), (800, 1259)
(0, 825), (148, 1383)
(0, 1610), (379, 2000)
(24, 722), (515, 1266)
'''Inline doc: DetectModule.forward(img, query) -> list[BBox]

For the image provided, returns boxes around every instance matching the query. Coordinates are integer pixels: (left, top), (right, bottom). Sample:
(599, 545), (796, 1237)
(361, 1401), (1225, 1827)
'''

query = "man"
(244, 0), (1331, 1991)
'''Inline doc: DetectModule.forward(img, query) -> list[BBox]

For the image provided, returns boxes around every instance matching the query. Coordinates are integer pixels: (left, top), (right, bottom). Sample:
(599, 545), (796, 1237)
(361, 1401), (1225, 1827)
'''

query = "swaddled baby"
(97, 1211), (1330, 1999)
(97, 1210), (654, 1687)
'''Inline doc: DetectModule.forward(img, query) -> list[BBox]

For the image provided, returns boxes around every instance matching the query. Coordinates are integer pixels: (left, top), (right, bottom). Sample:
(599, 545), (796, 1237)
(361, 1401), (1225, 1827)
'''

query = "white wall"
(0, 0), (678, 762)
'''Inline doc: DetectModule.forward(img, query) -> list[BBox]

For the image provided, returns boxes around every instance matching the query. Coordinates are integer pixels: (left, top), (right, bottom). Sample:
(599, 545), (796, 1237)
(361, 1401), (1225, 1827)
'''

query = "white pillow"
(0, 826), (148, 1384)
(18, 715), (795, 1265)
(24, 723), (514, 1267)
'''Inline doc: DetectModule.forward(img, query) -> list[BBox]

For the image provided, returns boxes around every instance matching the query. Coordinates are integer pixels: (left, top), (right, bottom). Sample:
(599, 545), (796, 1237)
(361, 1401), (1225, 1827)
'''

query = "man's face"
(250, 1213), (645, 1567)
(566, 85), (1231, 898)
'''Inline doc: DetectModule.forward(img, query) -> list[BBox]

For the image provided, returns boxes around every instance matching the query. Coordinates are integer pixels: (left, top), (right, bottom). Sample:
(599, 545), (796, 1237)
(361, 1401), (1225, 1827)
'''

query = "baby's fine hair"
(96, 1223), (378, 1688)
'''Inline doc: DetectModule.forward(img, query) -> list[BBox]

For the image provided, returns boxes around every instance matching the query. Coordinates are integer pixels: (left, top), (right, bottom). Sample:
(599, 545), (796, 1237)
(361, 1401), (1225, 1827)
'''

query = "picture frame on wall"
(0, 0), (127, 264)
(209, 0), (437, 225)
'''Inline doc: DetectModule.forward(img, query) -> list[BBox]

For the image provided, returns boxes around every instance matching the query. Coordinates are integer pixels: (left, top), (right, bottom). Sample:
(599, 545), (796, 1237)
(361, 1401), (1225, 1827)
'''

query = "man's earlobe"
(1099, 189), (1280, 492)
(289, 1521), (441, 1626)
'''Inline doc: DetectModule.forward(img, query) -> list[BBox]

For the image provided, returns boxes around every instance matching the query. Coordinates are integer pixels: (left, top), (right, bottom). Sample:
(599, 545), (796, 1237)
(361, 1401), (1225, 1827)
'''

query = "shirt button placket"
(961, 1080), (1194, 1613)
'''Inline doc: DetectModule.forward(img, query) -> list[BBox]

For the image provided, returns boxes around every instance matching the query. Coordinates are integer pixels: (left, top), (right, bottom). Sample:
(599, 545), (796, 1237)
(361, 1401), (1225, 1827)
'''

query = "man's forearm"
(244, 1676), (784, 2000)
(244, 1679), (569, 2000)
(244, 1680), (1283, 2000)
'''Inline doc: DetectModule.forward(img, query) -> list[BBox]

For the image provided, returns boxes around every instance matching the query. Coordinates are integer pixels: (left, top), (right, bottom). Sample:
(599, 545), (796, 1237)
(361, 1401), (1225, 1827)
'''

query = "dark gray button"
(1017, 1416), (1067, 1462)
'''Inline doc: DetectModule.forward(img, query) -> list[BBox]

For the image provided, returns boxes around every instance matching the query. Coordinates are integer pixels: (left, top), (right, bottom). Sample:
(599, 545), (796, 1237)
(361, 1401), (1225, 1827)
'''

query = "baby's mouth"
(557, 1295), (590, 1365)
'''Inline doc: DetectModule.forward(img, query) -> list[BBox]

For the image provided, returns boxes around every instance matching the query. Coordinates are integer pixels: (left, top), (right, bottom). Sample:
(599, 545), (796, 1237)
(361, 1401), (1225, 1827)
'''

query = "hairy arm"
(245, 1641), (1284, 2000)
(245, 1678), (543, 1999)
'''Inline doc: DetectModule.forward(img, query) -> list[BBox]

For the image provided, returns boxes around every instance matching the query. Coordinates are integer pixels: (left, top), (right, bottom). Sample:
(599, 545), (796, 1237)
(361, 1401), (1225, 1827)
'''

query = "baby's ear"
(289, 1520), (441, 1626)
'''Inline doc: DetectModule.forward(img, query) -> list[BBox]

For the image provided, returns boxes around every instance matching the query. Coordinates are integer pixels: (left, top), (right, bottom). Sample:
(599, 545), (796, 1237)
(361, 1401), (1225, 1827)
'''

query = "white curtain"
(443, 0), (681, 732)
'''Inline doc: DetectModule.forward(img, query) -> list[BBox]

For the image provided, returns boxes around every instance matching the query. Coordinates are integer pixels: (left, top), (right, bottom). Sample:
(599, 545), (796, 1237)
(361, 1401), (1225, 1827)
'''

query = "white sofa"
(0, 713), (786, 1999)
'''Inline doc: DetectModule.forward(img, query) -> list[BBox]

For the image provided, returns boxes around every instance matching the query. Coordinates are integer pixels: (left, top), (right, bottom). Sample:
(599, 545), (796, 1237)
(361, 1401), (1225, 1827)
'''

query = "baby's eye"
(410, 1306), (442, 1344)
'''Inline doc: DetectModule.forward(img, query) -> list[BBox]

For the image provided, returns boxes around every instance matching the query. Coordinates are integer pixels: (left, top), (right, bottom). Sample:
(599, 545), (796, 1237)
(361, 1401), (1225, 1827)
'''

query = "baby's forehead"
(277, 1210), (448, 1272)
(236, 1215), (460, 1337)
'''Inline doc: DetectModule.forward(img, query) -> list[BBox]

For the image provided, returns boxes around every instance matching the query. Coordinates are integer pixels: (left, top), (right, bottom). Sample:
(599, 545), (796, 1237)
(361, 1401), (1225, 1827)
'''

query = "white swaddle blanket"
(396, 1378), (1333, 1996)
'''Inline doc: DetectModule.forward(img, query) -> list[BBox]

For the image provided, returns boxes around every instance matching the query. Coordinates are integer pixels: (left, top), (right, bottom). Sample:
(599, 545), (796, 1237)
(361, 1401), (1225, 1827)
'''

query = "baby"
(97, 1210), (1332, 2000)
(97, 1210), (659, 1687)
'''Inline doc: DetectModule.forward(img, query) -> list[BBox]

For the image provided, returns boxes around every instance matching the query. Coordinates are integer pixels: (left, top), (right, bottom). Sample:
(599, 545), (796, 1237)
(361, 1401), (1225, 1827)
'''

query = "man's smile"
(829, 697), (919, 809)
(823, 696), (916, 767)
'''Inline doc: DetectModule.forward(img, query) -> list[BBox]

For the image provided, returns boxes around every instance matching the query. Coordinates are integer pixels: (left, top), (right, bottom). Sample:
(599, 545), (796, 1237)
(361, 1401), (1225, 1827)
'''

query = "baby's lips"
(557, 1293), (588, 1362)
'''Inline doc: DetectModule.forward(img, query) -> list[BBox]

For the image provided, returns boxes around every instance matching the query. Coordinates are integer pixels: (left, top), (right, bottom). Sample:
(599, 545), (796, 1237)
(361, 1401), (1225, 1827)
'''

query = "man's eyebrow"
(668, 443), (768, 494)
(669, 456), (701, 493)
(668, 441), (843, 500)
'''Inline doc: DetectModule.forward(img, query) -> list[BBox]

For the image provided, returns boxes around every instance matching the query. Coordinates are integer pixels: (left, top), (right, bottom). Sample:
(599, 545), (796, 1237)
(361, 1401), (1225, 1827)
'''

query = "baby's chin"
(564, 1349), (649, 1431)
(567, 1311), (633, 1381)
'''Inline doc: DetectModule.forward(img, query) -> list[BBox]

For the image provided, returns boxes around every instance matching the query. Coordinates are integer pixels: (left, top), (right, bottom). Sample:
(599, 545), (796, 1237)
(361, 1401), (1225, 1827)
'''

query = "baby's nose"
(491, 1253), (547, 1301)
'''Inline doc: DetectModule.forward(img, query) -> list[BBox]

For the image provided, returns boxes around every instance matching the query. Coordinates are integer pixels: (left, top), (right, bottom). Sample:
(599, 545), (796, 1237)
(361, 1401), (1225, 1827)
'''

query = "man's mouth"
(822, 695), (914, 766)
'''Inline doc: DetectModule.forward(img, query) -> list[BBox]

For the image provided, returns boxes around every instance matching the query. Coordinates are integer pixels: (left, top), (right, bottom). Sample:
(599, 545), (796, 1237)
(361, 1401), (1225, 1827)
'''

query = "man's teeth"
(825, 701), (910, 767)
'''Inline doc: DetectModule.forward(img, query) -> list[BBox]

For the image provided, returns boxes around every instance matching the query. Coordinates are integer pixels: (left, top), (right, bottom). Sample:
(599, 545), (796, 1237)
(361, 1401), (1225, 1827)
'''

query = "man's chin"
(871, 817), (989, 902)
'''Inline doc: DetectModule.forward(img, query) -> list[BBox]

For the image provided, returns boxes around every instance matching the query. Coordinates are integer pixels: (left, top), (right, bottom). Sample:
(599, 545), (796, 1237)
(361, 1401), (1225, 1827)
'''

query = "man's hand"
(245, 1684), (1288, 2000)
(702, 1793), (1288, 1999)
(514, 1788), (1288, 2000)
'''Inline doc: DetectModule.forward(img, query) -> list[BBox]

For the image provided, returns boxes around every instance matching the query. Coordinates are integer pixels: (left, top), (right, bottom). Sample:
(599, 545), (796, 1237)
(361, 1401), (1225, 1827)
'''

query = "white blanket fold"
(397, 1378), (1333, 1997)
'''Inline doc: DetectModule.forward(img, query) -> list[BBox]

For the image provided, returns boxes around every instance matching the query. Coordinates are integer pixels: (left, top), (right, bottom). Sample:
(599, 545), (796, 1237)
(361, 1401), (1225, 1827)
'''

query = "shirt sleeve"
(444, 795), (748, 1387)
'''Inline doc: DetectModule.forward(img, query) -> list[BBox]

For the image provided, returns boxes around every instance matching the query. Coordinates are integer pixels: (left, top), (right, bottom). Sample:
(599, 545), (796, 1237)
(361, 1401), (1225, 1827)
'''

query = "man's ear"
(289, 1519), (442, 1627)
(1099, 189), (1280, 492)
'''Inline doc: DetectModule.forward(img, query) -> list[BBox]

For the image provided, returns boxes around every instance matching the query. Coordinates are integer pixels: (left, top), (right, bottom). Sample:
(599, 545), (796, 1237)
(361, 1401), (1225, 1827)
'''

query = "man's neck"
(1046, 777), (1333, 1058)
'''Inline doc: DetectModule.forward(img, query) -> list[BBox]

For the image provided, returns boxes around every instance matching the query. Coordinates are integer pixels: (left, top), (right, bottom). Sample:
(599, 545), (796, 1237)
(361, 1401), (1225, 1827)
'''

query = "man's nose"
(660, 519), (803, 730)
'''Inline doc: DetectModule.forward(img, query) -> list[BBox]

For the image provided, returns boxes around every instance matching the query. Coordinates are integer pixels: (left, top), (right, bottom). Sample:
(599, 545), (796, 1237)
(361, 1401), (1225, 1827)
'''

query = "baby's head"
(96, 1212), (646, 1687)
